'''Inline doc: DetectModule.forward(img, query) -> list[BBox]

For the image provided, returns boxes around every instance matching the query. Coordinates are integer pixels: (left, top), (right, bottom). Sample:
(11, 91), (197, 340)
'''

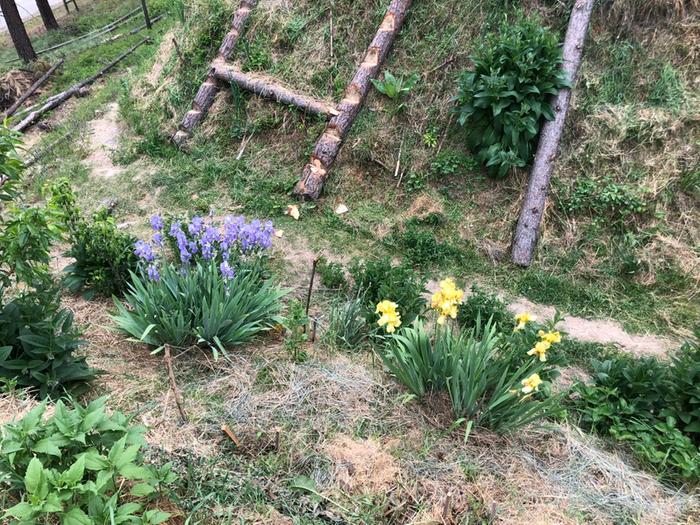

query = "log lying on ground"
(511, 0), (595, 267)
(211, 61), (338, 117)
(14, 38), (150, 132)
(173, 0), (257, 147)
(1, 59), (64, 120)
(294, 0), (413, 200)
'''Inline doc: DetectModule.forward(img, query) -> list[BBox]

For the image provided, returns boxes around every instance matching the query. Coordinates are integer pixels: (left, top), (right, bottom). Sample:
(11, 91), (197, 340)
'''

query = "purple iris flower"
(147, 264), (160, 282)
(220, 261), (235, 280)
(134, 240), (155, 262)
(150, 215), (164, 231)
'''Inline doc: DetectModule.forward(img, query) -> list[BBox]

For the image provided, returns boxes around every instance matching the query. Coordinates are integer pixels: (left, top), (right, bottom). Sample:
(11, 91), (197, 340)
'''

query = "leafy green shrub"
(377, 280), (563, 434)
(457, 285), (511, 333)
(0, 126), (94, 398)
(317, 257), (346, 290)
(283, 299), (309, 363)
(559, 177), (650, 226)
(429, 150), (479, 178)
(112, 215), (286, 356)
(455, 14), (569, 177)
(349, 257), (426, 327)
(573, 340), (700, 484)
(0, 398), (174, 524)
(48, 179), (138, 298)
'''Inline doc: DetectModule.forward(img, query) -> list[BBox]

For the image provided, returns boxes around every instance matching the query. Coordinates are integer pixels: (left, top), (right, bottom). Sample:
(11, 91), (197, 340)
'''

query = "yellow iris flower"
(521, 373), (543, 394)
(376, 300), (401, 333)
(527, 340), (551, 362)
(431, 278), (464, 325)
(538, 330), (562, 344)
(514, 312), (537, 331)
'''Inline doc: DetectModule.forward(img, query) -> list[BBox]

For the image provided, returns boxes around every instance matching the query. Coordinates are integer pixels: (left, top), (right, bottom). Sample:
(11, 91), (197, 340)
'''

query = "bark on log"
(212, 61), (338, 117)
(294, 0), (413, 200)
(173, 0), (257, 147)
(14, 38), (150, 132)
(1, 59), (63, 120)
(0, 0), (37, 63)
(511, 0), (595, 267)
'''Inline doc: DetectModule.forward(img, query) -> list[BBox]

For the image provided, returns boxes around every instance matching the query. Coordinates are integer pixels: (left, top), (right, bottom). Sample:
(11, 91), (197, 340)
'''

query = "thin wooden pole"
(140, 0), (152, 29)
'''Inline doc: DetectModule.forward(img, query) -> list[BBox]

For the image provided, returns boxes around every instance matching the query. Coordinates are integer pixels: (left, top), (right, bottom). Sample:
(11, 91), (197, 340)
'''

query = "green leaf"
(24, 456), (43, 494)
(290, 475), (317, 494)
(130, 482), (156, 497)
(61, 507), (92, 525)
(32, 436), (63, 457)
(4, 502), (35, 520)
(64, 455), (86, 485)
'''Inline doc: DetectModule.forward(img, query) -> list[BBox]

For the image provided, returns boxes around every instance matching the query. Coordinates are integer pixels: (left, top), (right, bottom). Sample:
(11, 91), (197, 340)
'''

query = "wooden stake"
(164, 345), (188, 423)
(293, 0), (413, 200)
(511, 0), (595, 266)
(14, 38), (150, 132)
(304, 258), (319, 333)
(140, 0), (152, 30)
(173, 0), (257, 147)
(1, 59), (63, 120)
(212, 62), (338, 117)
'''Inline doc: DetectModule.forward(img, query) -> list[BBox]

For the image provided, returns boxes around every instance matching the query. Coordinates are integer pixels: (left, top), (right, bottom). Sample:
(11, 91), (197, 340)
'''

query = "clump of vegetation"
(316, 256), (346, 290)
(0, 398), (174, 524)
(283, 299), (309, 362)
(377, 279), (564, 434)
(112, 215), (286, 356)
(0, 126), (94, 398)
(349, 257), (426, 327)
(457, 285), (511, 333)
(392, 225), (463, 267)
(573, 337), (700, 484)
(455, 13), (570, 177)
(47, 179), (138, 298)
(371, 70), (419, 110)
(429, 149), (479, 178)
(324, 296), (369, 351)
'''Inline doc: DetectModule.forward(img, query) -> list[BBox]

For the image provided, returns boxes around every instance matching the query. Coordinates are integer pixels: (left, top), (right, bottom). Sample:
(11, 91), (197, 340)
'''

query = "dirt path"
(86, 102), (123, 178)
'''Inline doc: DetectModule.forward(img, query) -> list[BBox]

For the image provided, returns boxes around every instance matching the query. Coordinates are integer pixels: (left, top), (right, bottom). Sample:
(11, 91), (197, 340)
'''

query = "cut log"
(173, 0), (257, 147)
(294, 0), (413, 200)
(511, 0), (595, 267)
(211, 61), (338, 117)
(1, 59), (64, 120)
(14, 38), (150, 132)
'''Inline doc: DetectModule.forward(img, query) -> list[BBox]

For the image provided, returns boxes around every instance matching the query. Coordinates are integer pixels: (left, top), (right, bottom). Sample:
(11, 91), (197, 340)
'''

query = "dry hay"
(0, 69), (34, 111)
(323, 435), (400, 494)
(606, 0), (700, 28)
(0, 393), (42, 426)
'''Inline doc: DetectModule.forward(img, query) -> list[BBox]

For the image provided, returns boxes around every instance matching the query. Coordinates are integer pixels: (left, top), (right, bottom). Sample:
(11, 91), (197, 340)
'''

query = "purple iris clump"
(147, 264), (160, 282)
(220, 261), (235, 281)
(134, 240), (155, 262)
(151, 215), (164, 231)
(199, 226), (221, 260)
(188, 216), (204, 236)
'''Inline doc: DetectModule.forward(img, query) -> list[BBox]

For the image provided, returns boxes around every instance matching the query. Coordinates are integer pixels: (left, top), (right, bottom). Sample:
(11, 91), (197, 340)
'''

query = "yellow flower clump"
(521, 373), (543, 394)
(376, 300), (401, 333)
(527, 330), (563, 362)
(514, 312), (537, 331)
(430, 278), (464, 325)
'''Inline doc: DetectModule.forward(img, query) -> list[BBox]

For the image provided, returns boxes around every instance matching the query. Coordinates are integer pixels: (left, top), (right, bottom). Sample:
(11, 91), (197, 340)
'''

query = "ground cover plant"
(0, 398), (174, 524)
(0, 126), (94, 398)
(112, 214), (286, 355)
(572, 336), (700, 484)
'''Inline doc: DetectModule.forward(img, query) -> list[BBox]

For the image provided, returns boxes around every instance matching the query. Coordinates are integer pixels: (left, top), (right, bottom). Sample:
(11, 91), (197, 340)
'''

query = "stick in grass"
(164, 345), (188, 423)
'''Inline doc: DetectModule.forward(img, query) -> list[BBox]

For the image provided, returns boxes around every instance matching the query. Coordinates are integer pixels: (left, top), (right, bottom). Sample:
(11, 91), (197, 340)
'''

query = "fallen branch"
(13, 38), (150, 132)
(294, 0), (414, 200)
(173, 0), (257, 147)
(164, 345), (188, 423)
(1, 59), (64, 120)
(212, 62), (338, 117)
(511, 0), (595, 266)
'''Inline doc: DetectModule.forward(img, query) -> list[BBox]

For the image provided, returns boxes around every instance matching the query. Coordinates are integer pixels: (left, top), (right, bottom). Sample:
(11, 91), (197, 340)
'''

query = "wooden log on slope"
(211, 62), (338, 117)
(172, 0), (257, 147)
(1, 59), (64, 120)
(14, 38), (150, 132)
(510, 0), (595, 266)
(293, 0), (413, 200)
